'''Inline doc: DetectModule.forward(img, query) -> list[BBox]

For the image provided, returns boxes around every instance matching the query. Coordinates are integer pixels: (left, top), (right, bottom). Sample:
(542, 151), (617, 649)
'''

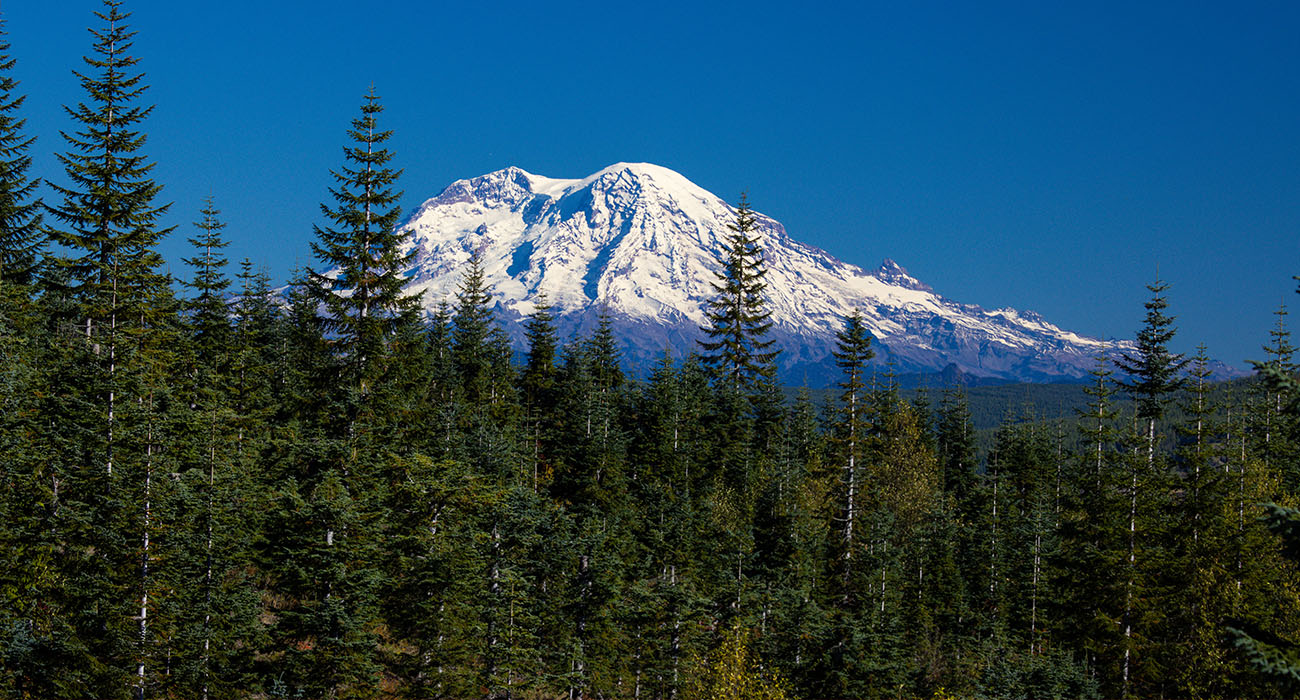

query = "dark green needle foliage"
(46, 0), (172, 332)
(699, 193), (779, 390)
(307, 87), (418, 395)
(182, 197), (231, 367)
(1115, 279), (1188, 458)
(0, 18), (42, 287)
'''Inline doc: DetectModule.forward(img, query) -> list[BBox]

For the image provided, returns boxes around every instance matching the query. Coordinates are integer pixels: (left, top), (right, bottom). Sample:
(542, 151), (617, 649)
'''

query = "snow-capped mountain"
(398, 162), (1130, 384)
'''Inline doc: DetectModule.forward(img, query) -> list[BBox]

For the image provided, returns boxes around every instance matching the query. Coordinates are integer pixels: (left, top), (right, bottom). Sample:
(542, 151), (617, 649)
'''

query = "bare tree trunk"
(1030, 532), (1041, 655)
(136, 391), (155, 700)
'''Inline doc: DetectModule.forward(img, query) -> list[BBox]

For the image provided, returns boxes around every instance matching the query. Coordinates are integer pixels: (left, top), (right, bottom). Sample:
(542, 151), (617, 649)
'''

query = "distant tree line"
(1, 3), (1298, 699)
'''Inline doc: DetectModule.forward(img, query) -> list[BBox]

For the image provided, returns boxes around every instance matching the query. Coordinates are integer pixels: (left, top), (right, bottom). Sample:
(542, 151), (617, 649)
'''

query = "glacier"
(396, 162), (1133, 384)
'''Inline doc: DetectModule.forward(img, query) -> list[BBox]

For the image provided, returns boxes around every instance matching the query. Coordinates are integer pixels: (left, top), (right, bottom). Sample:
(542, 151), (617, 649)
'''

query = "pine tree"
(46, 0), (172, 340)
(699, 193), (778, 390)
(935, 387), (977, 512)
(0, 18), (42, 287)
(230, 260), (278, 455)
(0, 269), (66, 696)
(1232, 316), (1300, 691)
(181, 198), (231, 367)
(830, 310), (874, 592)
(1114, 279), (1188, 464)
(452, 251), (494, 403)
(521, 292), (559, 491)
(1260, 301), (1298, 489)
(306, 87), (417, 399)
(40, 4), (174, 696)
(1111, 280), (1186, 697)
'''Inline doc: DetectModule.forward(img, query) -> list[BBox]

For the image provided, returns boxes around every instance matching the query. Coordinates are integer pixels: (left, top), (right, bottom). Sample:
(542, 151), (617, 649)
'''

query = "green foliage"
(699, 193), (778, 390)
(45, 0), (172, 334)
(1115, 279), (1189, 423)
(307, 88), (418, 403)
(0, 19), (42, 287)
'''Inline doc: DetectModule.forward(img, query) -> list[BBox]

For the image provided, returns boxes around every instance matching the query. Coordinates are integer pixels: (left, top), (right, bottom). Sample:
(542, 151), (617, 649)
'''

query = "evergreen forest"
(2, 3), (1299, 699)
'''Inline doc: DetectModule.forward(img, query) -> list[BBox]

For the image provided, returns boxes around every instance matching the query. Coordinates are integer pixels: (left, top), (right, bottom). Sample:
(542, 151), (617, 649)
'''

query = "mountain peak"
(873, 257), (933, 293)
(395, 162), (1135, 383)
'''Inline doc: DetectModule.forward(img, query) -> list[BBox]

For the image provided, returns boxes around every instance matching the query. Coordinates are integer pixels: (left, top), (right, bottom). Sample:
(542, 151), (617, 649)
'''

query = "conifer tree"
(46, 0), (172, 339)
(521, 292), (559, 490)
(307, 87), (417, 399)
(830, 310), (874, 590)
(522, 292), (559, 407)
(0, 18), (42, 287)
(1115, 279), (1188, 464)
(453, 251), (494, 403)
(699, 194), (778, 389)
(230, 260), (278, 454)
(1259, 301), (1298, 489)
(935, 387), (977, 511)
(182, 198), (231, 367)
(1232, 308), (1300, 691)
(40, 4), (175, 696)
(1111, 280), (1187, 697)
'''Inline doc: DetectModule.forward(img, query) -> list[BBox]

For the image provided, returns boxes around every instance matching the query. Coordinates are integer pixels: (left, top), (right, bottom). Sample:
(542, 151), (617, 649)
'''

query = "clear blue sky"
(7, 0), (1299, 370)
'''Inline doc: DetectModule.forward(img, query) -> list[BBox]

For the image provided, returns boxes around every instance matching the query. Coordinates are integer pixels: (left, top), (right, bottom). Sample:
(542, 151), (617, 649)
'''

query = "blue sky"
(7, 0), (1299, 370)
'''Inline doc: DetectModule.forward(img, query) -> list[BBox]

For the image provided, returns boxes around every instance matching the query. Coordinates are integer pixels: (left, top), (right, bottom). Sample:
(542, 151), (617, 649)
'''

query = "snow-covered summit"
(397, 162), (1131, 382)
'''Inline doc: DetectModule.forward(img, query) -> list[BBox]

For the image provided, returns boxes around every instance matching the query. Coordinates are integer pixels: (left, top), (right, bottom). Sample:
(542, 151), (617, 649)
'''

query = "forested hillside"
(1, 3), (1299, 700)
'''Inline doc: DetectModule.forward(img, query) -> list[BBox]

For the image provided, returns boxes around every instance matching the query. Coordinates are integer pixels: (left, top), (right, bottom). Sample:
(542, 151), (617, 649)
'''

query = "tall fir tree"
(452, 251), (494, 404)
(39, 4), (175, 697)
(181, 197), (231, 367)
(699, 193), (778, 390)
(1114, 279), (1188, 464)
(307, 87), (417, 401)
(1259, 301), (1299, 489)
(0, 17), (42, 287)
(829, 310), (874, 592)
(46, 0), (172, 339)
(1112, 280), (1187, 698)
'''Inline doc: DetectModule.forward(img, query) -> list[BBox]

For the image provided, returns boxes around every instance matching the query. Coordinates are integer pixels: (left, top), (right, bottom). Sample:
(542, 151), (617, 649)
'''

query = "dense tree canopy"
(0, 3), (1297, 700)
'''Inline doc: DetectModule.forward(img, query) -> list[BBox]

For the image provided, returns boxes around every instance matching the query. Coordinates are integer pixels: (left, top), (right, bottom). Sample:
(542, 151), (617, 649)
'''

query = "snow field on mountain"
(390, 162), (1131, 381)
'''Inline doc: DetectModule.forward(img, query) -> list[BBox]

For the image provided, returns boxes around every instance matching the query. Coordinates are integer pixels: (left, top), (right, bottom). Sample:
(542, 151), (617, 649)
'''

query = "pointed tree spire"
(453, 250), (495, 401)
(46, 0), (172, 331)
(0, 17), (43, 286)
(831, 309), (875, 588)
(1114, 278), (1188, 459)
(182, 197), (230, 365)
(307, 86), (417, 389)
(698, 192), (779, 389)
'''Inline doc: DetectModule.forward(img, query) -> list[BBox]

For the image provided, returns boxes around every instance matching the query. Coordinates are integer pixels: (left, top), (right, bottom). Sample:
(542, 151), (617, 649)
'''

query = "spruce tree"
(452, 251), (494, 403)
(0, 18), (42, 287)
(46, 0), (172, 339)
(1232, 314), (1300, 691)
(521, 292), (559, 490)
(1112, 279), (1186, 697)
(830, 310), (874, 591)
(307, 87), (417, 399)
(1114, 279), (1188, 463)
(40, 4), (174, 695)
(1260, 301), (1299, 489)
(181, 198), (231, 367)
(699, 193), (779, 389)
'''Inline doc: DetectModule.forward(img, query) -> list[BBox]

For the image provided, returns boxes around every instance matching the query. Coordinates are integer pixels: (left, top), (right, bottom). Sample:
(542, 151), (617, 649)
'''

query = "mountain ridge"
(395, 162), (1143, 384)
